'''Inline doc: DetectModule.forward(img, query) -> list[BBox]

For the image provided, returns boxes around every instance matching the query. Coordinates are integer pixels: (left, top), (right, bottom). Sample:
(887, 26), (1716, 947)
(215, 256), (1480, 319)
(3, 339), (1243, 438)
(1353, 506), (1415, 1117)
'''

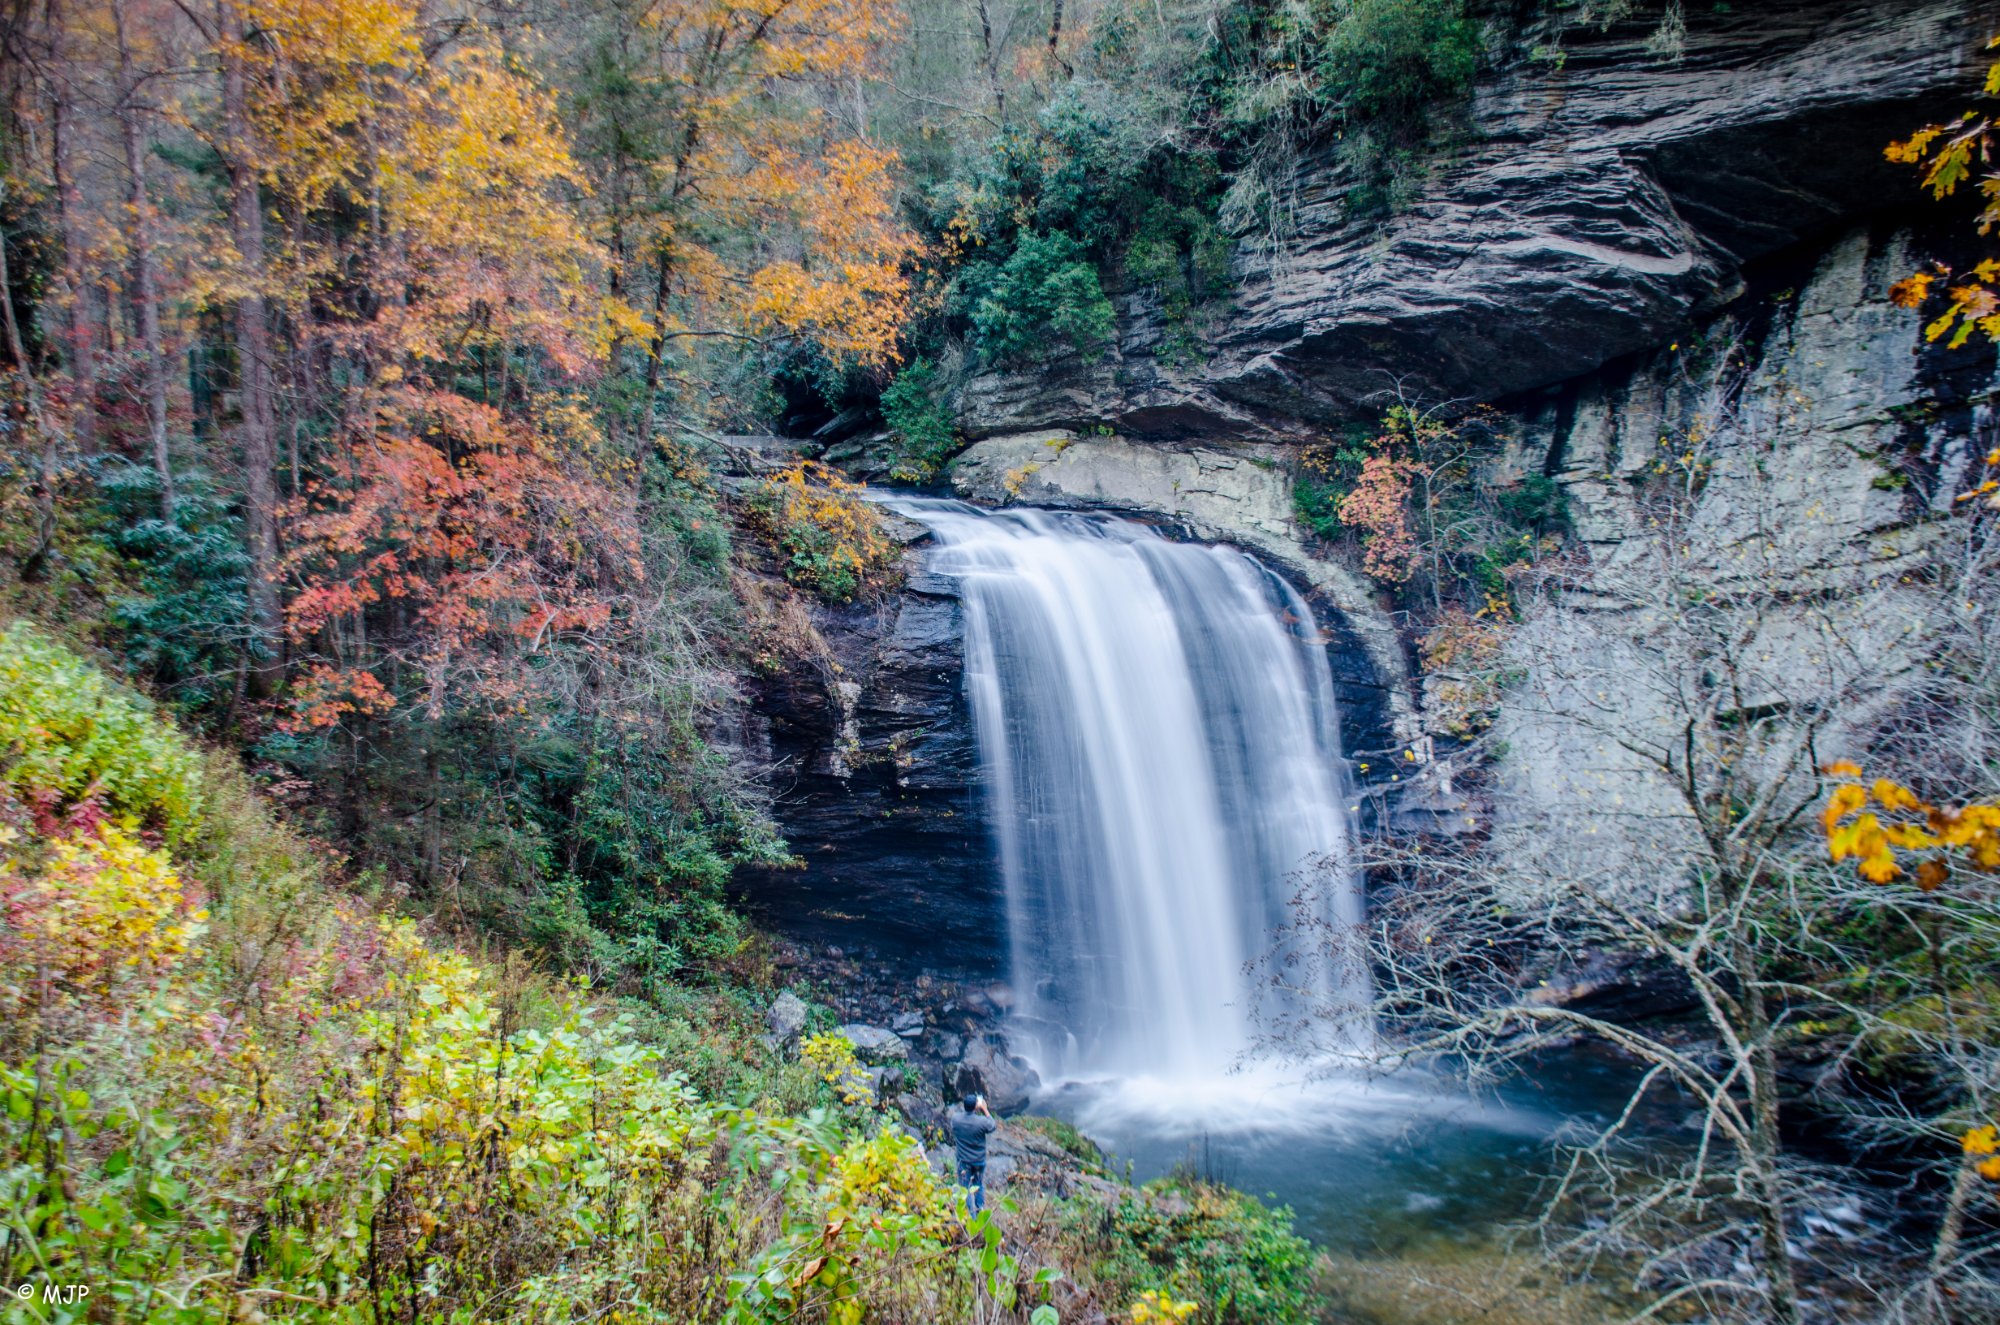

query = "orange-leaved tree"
(557, 0), (921, 416)
(231, 0), (644, 730)
(1339, 452), (1420, 583)
(1887, 34), (2000, 351)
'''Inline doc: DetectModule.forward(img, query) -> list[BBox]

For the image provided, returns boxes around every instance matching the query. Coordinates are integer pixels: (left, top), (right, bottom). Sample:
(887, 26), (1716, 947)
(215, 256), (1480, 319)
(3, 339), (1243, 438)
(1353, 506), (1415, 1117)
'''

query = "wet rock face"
(730, 567), (1005, 977)
(961, 0), (1983, 437)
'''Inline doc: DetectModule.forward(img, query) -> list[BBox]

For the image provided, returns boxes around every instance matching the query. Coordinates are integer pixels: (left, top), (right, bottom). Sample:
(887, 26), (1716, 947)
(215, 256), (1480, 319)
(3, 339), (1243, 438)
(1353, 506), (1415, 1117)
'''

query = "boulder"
(836, 1023), (909, 1064)
(891, 1010), (925, 1037)
(866, 1065), (904, 1102)
(766, 991), (809, 1049)
(953, 1034), (1040, 1115)
(897, 1092), (948, 1140)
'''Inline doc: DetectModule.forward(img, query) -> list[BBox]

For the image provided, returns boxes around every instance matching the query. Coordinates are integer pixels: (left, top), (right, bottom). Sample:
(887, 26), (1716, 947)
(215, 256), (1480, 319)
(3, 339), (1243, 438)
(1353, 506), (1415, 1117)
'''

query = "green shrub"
(1318, 0), (1480, 126)
(95, 462), (254, 716)
(970, 231), (1118, 362)
(1066, 1177), (1322, 1325)
(0, 621), (205, 842)
(1126, 199), (1232, 358)
(1495, 473), (1570, 532)
(1294, 475), (1346, 541)
(880, 358), (959, 484)
(1292, 435), (1372, 541)
(1316, 0), (1481, 216)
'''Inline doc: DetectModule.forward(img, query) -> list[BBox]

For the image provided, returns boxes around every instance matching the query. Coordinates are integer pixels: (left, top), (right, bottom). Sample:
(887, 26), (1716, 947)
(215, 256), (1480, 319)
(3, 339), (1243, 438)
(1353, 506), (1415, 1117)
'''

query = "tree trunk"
(2, 216), (61, 581)
(1740, 968), (1802, 1325)
(47, 0), (95, 453)
(1929, 1152), (1979, 1292)
(970, 0), (1005, 119)
(0, 228), (48, 435)
(220, 2), (283, 692)
(115, 5), (173, 520)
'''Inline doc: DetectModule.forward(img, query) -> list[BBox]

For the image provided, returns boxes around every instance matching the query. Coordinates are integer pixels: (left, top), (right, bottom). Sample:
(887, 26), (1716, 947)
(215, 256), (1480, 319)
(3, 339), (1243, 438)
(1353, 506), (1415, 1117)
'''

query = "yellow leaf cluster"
(244, 0), (631, 369)
(802, 1030), (874, 1105)
(1886, 38), (2000, 350)
(743, 142), (921, 367)
(1822, 763), (2000, 889)
(1, 821), (203, 1003)
(746, 461), (901, 601)
(824, 1130), (952, 1236)
(599, 0), (919, 368)
(1965, 1125), (2000, 1180)
(1130, 1288), (1200, 1323)
(1966, 1124), (1997, 1155)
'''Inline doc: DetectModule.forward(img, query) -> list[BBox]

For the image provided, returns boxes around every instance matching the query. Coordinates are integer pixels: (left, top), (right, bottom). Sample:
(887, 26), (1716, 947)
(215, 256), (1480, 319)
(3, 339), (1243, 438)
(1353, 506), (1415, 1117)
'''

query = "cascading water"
(893, 499), (1370, 1088)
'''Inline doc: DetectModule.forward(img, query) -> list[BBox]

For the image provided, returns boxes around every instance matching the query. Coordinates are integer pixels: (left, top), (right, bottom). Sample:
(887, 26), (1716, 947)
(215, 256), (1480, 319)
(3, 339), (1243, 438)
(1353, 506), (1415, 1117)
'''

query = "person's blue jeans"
(958, 1161), (987, 1213)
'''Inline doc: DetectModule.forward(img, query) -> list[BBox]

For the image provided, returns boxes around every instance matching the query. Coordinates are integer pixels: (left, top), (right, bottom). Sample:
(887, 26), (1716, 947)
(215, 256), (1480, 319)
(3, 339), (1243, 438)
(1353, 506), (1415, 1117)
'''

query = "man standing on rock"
(951, 1092), (998, 1214)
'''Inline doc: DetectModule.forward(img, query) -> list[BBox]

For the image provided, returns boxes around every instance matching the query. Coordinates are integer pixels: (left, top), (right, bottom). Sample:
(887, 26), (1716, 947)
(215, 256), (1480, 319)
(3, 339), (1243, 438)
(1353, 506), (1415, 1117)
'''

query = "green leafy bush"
(971, 231), (1119, 362)
(0, 622), (205, 843)
(1318, 0), (1480, 124)
(1318, 0), (1481, 215)
(1126, 199), (1232, 358)
(1066, 1177), (1322, 1325)
(1292, 434), (1373, 541)
(880, 358), (960, 484)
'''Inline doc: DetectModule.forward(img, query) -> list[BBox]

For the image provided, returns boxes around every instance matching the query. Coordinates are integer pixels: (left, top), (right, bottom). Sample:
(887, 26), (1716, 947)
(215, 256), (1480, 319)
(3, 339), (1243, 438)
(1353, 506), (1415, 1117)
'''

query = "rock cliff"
(730, 550), (1006, 973)
(962, 0), (1986, 437)
(1483, 220), (1994, 886)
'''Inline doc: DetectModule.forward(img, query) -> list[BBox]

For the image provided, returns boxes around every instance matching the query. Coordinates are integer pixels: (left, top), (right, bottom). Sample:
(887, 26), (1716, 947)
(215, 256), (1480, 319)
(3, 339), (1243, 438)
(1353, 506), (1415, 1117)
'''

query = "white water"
(893, 500), (1370, 1093)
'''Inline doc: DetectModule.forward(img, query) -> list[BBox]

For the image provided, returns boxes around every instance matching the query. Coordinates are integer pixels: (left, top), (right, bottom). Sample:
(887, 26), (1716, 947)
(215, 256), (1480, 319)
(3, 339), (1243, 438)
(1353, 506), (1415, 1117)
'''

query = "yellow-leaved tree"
(554, 0), (922, 415)
(1887, 35), (2000, 350)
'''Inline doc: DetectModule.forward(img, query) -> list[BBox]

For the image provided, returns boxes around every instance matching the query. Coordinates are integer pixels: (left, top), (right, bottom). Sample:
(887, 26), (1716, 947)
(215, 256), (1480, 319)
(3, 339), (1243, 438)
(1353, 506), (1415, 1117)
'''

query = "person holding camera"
(950, 1092), (998, 1213)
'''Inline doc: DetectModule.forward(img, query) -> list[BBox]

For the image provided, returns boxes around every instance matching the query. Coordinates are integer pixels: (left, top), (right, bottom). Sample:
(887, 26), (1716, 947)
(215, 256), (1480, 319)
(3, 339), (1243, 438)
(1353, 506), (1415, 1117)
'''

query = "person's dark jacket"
(950, 1108), (998, 1168)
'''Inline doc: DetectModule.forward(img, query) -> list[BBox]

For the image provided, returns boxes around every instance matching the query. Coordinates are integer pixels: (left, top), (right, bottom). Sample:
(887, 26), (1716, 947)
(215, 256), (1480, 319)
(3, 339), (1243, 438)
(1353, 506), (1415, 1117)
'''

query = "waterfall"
(894, 499), (1369, 1084)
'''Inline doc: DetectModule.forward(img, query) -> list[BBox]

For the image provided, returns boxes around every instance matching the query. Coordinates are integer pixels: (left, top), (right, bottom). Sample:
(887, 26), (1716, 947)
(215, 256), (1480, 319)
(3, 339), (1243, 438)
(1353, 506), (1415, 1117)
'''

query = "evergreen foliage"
(969, 231), (1119, 361)
(96, 464), (253, 715)
(1317, 0), (1481, 125)
(899, 0), (1485, 370)
(880, 357), (961, 483)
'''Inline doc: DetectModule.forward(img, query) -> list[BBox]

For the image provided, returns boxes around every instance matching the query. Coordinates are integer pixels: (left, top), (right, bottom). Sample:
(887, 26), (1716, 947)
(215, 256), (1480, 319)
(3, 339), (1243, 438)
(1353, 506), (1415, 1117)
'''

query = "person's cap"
(962, 1093), (978, 1110)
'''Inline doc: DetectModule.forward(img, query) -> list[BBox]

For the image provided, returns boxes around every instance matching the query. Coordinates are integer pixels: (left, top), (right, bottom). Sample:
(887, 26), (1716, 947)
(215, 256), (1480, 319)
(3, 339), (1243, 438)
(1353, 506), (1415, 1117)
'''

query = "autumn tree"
(1886, 35), (2000, 352)
(549, 0), (921, 438)
(0, 0), (839, 981)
